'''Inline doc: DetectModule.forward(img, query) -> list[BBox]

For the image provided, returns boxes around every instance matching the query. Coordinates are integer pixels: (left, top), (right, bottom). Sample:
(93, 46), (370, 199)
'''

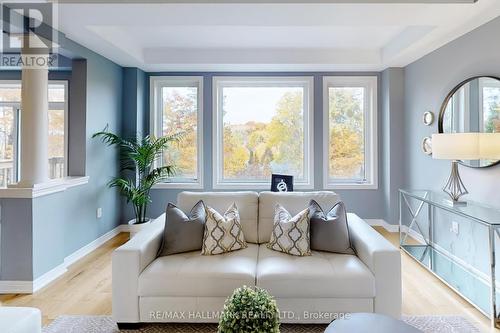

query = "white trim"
(63, 224), (125, 267)
(0, 176), (89, 198)
(322, 76), (378, 190)
(400, 225), (426, 244)
(0, 224), (128, 294)
(212, 76), (314, 190)
(150, 76), (204, 189)
(48, 80), (69, 178)
(365, 219), (399, 232)
(32, 262), (68, 293)
(152, 182), (204, 190)
(368, 221), (426, 243)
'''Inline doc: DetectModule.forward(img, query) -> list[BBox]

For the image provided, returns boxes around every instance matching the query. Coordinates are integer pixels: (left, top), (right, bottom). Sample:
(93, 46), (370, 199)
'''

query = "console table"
(399, 189), (500, 328)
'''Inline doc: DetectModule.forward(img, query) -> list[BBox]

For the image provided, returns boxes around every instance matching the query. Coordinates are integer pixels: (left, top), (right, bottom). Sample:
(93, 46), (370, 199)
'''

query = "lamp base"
(443, 160), (469, 202)
(442, 199), (468, 207)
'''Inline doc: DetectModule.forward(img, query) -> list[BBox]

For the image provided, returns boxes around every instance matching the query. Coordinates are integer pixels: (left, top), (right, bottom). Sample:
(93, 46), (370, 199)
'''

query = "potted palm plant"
(93, 128), (182, 235)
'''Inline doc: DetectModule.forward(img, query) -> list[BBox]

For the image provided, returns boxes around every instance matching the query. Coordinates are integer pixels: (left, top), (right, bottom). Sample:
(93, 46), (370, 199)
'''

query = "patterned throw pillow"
(201, 203), (248, 255)
(267, 204), (311, 256)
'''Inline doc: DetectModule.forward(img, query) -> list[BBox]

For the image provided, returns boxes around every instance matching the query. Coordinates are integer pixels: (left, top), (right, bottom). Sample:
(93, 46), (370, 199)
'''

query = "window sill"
(324, 182), (378, 190)
(0, 176), (90, 198)
(213, 182), (314, 190)
(152, 182), (204, 190)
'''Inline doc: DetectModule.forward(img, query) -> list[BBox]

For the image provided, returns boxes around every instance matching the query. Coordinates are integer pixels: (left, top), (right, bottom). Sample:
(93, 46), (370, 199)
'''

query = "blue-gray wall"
(31, 41), (123, 279)
(404, 16), (500, 206)
(382, 68), (405, 225)
(0, 35), (123, 281)
(403, 16), (500, 284)
(120, 72), (399, 224)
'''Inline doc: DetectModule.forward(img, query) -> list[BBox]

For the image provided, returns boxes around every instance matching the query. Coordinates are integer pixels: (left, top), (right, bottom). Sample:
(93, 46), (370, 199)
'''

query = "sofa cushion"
(258, 191), (340, 243)
(257, 245), (375, 298)
(178, 191), (259, 244)
(139, 244), (258, 297)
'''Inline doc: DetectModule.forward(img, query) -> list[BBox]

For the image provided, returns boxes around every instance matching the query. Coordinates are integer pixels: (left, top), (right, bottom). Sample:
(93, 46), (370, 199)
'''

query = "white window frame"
(478, 77), (500, 133)
(213, 76), (314, 190)
(323, 76), (378, 190)
(150, 76), (204, 189)
(0, 80), (69, 183)
(48, 80), (69, 178)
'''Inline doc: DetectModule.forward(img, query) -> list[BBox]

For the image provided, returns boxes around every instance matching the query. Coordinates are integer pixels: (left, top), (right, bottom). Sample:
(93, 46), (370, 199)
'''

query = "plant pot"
(128, 217), (152, 238)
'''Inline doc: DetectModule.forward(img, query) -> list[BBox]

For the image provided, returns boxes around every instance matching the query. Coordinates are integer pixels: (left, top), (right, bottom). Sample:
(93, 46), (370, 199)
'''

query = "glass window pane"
(48, 109), (65, 179)
(483, 86), (500, 133)
(222, 86), (304, 181)
(162, 86), (198, 179)
(48, 84), (65, 102)
(0, 84), (21, 102)
(0, 106), (16, 187)
(329, 87), (365, 181)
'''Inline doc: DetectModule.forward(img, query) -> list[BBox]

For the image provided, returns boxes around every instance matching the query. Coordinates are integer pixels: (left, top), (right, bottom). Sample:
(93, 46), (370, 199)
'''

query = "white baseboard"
(32, 263), (68, 293)
(365, 219), (399, 232)
(399, 225), (426, 244)
(0, 224), (129, 294)
(64, 225), (128, 267)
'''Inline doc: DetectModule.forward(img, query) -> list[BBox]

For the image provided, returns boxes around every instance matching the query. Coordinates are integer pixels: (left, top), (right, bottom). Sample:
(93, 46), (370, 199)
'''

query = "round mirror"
(438, 76), (500, 168)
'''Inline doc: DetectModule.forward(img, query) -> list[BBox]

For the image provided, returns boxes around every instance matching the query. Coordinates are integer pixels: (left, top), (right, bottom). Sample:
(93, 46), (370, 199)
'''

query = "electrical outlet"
(97, 208), (103, 219)
(451, 221), (459, 235)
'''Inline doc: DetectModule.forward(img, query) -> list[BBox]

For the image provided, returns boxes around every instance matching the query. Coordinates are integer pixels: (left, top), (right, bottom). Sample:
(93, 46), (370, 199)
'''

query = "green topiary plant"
(218, 286), (280, 333)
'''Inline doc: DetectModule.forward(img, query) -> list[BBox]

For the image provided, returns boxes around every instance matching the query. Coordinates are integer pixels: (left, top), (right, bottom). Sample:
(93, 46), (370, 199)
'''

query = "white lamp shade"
(432, 133), (500, 160)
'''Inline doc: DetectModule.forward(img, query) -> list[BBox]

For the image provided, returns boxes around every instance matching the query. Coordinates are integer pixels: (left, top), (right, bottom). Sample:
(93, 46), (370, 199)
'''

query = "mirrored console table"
(399, 189), (500, 328)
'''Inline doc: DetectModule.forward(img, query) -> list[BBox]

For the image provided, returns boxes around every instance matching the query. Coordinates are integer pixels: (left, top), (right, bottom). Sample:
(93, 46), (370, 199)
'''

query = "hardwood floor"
(0, 228), (497, 332)
(0, 233), (130, 326)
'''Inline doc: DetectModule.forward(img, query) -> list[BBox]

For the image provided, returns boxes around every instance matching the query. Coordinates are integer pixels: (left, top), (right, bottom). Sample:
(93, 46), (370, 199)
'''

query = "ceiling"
(56, 1), (500, 71)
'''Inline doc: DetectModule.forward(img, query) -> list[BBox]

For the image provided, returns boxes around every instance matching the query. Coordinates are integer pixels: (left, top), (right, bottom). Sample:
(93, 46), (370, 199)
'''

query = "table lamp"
(432, 133), (500, 205)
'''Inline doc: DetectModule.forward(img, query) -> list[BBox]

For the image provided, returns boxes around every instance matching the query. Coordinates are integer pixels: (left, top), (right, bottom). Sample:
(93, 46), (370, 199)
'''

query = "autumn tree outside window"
(150, 76), (204, 188)
(323, 76), (378, 189)
(213, 76), (314, 189)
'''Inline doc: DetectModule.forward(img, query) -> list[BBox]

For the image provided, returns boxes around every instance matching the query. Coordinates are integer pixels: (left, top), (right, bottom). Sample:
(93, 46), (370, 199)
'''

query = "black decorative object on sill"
(271, 174), (293, 192)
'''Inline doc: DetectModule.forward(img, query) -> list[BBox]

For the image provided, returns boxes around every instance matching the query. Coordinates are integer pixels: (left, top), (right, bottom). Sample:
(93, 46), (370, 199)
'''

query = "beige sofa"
(112, 191), (401, 325)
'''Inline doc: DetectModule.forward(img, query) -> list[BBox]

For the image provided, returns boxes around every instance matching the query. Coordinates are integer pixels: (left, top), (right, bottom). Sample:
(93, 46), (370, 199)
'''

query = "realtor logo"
(1, 2), (58, 67)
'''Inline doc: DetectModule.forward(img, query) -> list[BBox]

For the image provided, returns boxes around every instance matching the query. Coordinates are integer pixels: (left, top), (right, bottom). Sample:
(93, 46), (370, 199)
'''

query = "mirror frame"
(438, 75), (500, 168)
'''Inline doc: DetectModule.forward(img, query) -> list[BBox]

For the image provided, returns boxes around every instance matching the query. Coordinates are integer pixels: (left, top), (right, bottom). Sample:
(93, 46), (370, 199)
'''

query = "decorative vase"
(127, 217), (152, 238)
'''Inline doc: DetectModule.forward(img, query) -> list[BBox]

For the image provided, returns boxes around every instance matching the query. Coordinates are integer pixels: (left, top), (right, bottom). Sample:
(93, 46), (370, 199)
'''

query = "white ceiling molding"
(55, 0), (478, 3)
(55, 1), (499, 71)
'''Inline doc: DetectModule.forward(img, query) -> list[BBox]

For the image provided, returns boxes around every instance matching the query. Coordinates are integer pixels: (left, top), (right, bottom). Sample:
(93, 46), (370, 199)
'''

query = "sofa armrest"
(112, 215), (164, 323)
(347, 213), (402, 318)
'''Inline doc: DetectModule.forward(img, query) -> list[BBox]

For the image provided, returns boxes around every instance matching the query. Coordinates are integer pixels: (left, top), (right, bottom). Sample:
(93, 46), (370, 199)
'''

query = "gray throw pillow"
(309, 200), (355, 254)
(157, 200), (206, 257)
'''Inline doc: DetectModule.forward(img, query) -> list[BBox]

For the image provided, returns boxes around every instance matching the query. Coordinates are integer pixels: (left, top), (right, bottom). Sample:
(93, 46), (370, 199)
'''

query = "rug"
(43, 315), (480, 333)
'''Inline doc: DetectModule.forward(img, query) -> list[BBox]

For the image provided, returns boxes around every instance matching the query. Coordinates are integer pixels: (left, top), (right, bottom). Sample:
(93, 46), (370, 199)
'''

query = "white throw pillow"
(267, 204), (311, 256)
(201, 203), (247, 255)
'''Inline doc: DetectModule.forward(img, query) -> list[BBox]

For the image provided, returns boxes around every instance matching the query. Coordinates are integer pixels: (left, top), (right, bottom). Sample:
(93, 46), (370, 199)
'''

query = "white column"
(16, 55), (49, 187)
